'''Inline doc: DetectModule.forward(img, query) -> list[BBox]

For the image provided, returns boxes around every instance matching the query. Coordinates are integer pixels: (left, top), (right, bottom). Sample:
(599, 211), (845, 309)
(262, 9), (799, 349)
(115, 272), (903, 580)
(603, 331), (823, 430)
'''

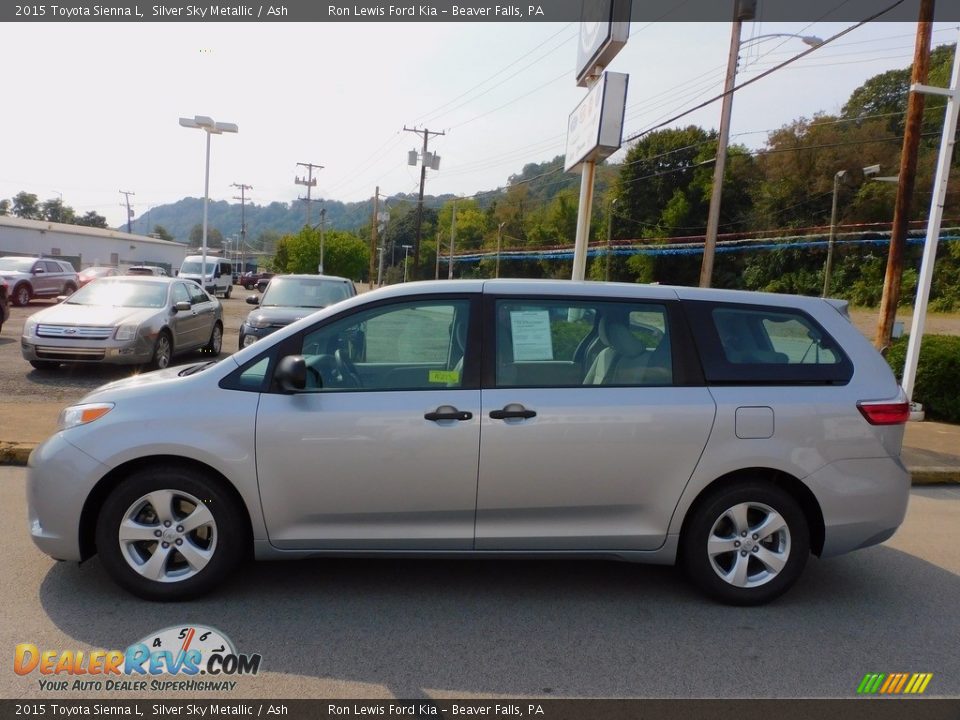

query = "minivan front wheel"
(95, 465), (245, 601)
(682, 482), (809, 605)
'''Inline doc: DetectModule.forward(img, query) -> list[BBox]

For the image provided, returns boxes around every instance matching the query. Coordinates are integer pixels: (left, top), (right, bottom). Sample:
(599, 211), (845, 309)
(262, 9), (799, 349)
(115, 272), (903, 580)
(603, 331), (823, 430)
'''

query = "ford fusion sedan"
(27, 280), (910, 604)
(21, 276), (223, 370)
(239, 274), (356, 349)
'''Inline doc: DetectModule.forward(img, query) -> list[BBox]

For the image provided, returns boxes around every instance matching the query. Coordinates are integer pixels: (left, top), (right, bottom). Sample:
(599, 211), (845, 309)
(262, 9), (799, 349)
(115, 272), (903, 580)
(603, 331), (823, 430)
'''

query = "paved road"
(2, 467), (958, 700)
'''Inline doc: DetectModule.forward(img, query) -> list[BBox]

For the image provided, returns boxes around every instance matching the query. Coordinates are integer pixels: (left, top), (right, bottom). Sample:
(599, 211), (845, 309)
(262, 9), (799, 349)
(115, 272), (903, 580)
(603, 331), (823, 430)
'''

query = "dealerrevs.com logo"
(14, 625), (262, 692)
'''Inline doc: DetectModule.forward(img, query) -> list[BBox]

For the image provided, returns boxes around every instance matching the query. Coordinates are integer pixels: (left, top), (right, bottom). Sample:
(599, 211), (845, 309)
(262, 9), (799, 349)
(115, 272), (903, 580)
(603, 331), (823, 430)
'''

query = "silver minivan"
(26, 280), (910, 604)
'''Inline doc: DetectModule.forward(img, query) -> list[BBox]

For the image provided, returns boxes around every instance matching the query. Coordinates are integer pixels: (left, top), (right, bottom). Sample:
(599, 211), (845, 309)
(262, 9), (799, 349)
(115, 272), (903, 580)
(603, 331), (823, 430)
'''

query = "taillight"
(857, 400), (910, 425)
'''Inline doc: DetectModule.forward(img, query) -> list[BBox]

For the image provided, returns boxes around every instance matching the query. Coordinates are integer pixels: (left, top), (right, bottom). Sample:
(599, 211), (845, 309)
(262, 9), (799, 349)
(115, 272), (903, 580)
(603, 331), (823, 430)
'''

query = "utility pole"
(404, 126), (445, 279)
(232, 182), (252, 273)
(369, 186), (379, 289)
(119, 190), (135, 234)
(821, 170), (847, 297)
(435, 228), (442, 280)
(295, 161), (322, 227)
(876, 0), (934, 350)
(700, 0), (755, 288)
(606, 198), (618, 282)
(318, 208), (327, 274)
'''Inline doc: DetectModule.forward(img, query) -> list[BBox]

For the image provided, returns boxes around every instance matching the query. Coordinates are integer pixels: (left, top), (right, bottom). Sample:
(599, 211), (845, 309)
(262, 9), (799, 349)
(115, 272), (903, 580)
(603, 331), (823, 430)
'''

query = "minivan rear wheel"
(95, 465), (246, 601)
(682, 481), (809, 605)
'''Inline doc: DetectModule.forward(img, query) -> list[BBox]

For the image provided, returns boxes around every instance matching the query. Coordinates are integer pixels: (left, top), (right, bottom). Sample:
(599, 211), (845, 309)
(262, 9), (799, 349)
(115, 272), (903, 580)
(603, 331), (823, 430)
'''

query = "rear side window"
(685, 301), (852, 385)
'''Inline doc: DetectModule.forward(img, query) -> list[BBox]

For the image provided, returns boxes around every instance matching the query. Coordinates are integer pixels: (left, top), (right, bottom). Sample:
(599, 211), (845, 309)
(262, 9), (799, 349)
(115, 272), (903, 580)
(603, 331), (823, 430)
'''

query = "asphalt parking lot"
(1, 469), (958, 700)
(0, 284), (262, 405)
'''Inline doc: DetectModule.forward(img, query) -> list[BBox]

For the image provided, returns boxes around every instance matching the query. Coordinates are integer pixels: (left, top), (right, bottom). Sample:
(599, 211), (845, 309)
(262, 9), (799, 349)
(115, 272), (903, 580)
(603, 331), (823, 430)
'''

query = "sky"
(0, 19), (957, 230)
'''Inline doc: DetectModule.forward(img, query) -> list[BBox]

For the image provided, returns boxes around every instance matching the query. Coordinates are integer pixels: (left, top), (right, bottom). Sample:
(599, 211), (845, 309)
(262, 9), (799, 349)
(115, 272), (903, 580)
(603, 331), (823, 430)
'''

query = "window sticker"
(510, 310), (554, 361)
(428, 370), (461, 384)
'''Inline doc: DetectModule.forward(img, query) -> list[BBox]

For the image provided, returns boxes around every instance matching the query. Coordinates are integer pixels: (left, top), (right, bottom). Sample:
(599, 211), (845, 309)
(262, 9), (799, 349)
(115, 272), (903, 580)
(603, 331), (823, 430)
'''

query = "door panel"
(255, 295), (482, 549)
(256, 389), (480, 549)
(476, 297), (716, 551)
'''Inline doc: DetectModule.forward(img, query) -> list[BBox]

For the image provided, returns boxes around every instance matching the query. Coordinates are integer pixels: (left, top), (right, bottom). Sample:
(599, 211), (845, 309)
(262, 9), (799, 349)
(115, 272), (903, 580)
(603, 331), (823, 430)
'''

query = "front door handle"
(489, 405), (537, 420)
(425, 406), (473, 422)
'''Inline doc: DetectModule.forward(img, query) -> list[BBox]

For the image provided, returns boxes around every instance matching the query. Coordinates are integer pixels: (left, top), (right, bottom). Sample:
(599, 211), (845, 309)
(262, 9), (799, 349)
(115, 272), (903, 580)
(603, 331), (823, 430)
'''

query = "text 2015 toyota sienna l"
(27, 280), (910, 604)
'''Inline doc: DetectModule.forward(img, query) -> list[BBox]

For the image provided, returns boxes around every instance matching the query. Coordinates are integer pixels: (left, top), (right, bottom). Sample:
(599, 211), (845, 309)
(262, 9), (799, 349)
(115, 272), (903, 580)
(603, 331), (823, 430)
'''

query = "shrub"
(885, 334), (960, 423)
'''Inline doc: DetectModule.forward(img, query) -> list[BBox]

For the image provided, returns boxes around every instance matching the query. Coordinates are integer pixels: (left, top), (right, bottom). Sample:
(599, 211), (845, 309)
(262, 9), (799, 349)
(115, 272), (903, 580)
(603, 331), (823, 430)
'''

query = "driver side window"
(299, 299), (472, 392)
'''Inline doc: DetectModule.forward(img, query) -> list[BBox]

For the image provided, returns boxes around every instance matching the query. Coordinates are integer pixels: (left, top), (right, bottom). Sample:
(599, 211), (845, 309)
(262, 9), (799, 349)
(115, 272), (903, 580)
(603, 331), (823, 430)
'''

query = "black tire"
(30, 360), (60, 371)
(95, 464), (246, 601)
(203, 322), (223, 355)
(13, 284), (31, 307)
(681, 481), (809, 606)
(63, 282), (77, 295)
(149, 331), (173, 370)
(224, 285), (232, 299)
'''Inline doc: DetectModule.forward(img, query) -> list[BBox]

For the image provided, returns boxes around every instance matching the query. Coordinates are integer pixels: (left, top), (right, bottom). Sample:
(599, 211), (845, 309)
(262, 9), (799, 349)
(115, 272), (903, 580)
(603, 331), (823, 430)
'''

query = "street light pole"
(606, 198), (618, 282)
(496, 222), (506, 278)
(402, 244), (413, 282)
(822, 170), (847, 297)
(179, 115), (238, 293)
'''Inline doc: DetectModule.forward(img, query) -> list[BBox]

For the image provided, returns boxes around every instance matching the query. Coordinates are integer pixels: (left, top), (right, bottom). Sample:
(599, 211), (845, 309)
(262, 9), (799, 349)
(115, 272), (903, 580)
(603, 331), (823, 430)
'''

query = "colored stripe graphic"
(857, 672), (933, 694)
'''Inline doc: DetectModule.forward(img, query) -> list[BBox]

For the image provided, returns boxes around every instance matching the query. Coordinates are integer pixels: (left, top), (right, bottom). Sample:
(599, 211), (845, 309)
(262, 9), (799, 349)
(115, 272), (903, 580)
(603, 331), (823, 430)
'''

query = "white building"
(0, 215), (189, 273)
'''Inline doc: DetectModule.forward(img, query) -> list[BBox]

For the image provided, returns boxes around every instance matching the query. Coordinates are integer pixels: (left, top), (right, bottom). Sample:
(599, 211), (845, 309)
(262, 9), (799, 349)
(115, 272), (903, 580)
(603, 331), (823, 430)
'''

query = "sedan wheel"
(205, 323), (223, 355)
(14, 285), (31, 307)
(682, 481), (809, 605)
(151, 333), (172, 370)
(95, 465), (246, 600)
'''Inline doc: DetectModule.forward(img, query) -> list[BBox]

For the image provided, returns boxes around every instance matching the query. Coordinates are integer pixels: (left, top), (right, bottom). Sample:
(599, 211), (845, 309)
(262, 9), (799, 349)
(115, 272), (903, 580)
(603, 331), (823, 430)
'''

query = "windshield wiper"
(178, 361), (217, 377)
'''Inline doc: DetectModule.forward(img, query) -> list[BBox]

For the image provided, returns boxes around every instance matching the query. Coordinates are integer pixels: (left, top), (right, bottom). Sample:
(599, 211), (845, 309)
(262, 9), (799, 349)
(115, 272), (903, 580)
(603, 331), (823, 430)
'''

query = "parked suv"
(26, 281), (910, 604)
(0, 256), (78, 306)
(239, 274), (356, 348)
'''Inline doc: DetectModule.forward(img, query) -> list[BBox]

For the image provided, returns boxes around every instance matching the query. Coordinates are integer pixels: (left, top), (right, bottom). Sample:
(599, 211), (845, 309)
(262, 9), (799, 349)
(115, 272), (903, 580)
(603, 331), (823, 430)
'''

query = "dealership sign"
(576, 0), (631, 87)
(564, 71), (628, 172)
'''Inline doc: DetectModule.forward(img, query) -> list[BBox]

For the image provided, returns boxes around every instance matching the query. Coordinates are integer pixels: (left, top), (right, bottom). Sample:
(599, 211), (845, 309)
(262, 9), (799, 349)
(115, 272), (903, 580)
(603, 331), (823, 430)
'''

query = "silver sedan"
(20, 276), (223, 371)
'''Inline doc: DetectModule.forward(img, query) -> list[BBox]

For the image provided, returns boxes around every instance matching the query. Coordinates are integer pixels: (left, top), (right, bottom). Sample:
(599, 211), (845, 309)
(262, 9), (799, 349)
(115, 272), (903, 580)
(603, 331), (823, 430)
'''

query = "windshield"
(261, 278), (351, 308)
(179, 261), (215, 275)
(65, 280), (168, 308)
(0, 257), (35, 272)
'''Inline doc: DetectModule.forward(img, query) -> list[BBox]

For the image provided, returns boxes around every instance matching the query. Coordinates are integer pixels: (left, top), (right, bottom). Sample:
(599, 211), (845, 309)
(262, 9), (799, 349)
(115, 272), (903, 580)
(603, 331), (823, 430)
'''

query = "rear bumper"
(805, 456), (911, 558)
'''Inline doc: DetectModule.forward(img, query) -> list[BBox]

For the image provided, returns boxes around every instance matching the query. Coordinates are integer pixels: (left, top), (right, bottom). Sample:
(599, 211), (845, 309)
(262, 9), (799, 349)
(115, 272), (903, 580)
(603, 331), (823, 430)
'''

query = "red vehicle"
(78, 266), (120, 287)
(241, 271), (274, 290)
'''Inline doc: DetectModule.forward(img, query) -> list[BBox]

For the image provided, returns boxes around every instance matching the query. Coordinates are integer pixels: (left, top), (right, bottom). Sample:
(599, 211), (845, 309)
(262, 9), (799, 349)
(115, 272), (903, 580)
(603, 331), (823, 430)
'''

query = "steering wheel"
(334, 348), (362, 388)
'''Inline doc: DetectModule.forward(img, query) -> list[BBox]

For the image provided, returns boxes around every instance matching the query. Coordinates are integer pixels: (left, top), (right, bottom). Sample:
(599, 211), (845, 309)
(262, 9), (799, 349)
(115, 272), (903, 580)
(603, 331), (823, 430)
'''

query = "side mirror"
(276, 355), (307, 392)
(33, 267), (46, 275)
(173, 301), (191, 312)
(246, 295), (260, 305)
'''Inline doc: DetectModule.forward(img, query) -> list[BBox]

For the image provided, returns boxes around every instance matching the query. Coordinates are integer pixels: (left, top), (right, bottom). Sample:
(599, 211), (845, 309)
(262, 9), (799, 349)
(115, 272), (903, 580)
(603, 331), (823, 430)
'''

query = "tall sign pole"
(901, 27), (960, 404)
(567, 1), (630, 281)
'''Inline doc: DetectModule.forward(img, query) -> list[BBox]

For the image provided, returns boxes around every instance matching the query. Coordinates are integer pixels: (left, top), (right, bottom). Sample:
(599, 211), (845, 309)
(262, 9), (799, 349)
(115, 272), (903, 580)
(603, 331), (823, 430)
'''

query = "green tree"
(0, 199), (10, 216)
(41, 198), (76, 224)
(188, 223), (224, 248)
(277, 227), (368, 279)
(75, 211), (108, 228)
(152, 225), (174, 241)
(12, 192), (40, 219)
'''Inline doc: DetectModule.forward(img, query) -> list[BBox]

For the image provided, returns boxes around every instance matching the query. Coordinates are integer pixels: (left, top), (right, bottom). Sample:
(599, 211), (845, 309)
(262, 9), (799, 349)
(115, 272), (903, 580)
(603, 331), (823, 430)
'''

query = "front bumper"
(27, 432), (111, 562)
(239, 323), (282, 349)
(21, 333), (154, 365)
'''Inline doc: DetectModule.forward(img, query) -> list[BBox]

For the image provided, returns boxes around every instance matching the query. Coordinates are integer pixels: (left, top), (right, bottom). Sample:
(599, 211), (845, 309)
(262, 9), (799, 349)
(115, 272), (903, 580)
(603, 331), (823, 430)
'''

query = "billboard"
(575, 0), (631, 87)
(564, 71), (629, 172)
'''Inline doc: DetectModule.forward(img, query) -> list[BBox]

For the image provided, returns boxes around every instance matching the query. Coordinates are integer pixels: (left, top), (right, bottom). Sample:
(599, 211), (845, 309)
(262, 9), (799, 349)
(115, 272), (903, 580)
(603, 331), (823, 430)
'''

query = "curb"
(0, 443), (957, 485)
(0, 443), (32, 467)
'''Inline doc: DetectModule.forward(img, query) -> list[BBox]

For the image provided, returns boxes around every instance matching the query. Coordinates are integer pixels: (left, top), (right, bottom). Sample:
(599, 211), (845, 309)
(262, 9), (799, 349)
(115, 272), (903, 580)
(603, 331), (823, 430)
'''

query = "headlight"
(58, 403), (114, 431)
(242, 335), (258, 347)
(115, 324), (139, 341)
(248, 317), (272, 329)
(23, 319), (38, 337)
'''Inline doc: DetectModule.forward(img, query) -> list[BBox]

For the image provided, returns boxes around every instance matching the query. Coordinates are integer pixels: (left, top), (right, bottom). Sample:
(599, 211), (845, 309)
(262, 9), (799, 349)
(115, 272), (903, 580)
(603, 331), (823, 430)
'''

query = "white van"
(178, 256), (233, 298)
